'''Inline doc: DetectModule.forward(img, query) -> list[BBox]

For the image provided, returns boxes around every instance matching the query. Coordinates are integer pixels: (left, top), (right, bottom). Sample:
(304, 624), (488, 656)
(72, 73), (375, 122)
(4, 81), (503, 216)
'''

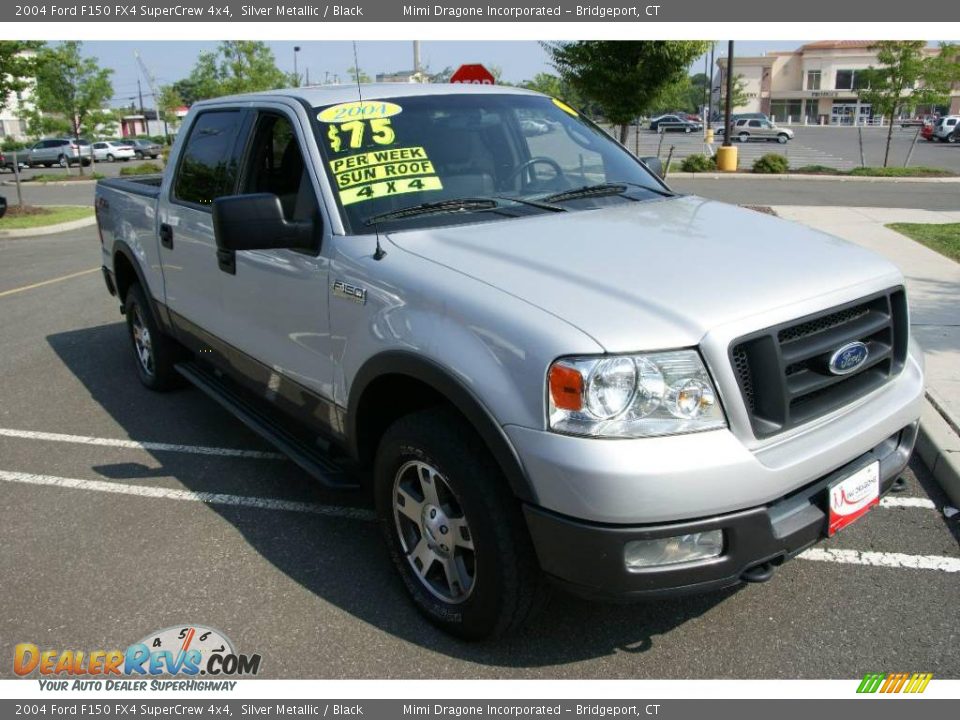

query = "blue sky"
(81, 41), (817, 108)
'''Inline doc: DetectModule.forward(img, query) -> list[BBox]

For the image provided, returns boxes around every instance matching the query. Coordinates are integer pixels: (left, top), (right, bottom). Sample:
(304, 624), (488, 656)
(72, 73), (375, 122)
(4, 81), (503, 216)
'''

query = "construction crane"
(134, 50), (169, 139)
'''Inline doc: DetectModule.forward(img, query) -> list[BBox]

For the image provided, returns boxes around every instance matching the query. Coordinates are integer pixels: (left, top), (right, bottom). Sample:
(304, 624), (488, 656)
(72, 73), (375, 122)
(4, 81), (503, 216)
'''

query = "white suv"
(933, 115), (959, 142)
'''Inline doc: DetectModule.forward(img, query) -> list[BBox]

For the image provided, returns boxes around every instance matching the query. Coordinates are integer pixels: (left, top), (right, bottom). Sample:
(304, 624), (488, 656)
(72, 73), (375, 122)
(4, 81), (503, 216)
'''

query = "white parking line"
(798, 548), (960, 573)
(2, 468), (956, 573)
(880, 496), (937, 509)
(0, 427), (285, 460)
(0, 469), (375, 521)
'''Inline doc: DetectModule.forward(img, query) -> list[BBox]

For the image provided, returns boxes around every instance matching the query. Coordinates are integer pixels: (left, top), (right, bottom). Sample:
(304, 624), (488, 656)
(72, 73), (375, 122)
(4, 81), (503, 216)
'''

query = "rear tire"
(374, 407), (547, 639)
(123, 282), (185, 391)
(57, 155), (67, 168)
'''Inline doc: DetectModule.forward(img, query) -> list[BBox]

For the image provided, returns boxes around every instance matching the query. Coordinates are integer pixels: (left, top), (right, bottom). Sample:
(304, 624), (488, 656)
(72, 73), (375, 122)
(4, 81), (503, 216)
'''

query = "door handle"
(159, 223), (174, 249)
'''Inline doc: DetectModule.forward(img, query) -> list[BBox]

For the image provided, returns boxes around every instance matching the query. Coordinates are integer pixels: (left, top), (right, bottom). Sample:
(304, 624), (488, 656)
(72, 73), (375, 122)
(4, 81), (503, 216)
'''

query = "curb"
(0, 179), (98, 187)
(666, 172), (960, 183)
(0, 210), (96, 238)
(916, 396), (960, 509)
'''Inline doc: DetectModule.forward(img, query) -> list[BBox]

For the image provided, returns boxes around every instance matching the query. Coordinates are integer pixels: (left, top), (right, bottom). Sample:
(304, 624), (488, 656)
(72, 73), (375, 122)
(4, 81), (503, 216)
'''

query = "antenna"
(353, 41), (387, 261)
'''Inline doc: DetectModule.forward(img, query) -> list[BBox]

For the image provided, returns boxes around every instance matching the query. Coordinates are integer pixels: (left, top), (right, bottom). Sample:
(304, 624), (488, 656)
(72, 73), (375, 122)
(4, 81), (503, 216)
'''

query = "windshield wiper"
(540, 181), (674, 204)
(364, 195), (565, 226)
(365, 198), (500, 226)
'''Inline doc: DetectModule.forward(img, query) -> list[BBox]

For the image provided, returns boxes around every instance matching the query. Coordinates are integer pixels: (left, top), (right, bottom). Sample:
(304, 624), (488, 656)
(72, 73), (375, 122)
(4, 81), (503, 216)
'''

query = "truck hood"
(387, 195), (900, 351)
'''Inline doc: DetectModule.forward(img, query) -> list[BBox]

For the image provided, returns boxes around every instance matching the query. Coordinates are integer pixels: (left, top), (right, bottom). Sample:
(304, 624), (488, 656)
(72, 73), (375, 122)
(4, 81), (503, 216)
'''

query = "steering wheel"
(506, 156), (566, 190)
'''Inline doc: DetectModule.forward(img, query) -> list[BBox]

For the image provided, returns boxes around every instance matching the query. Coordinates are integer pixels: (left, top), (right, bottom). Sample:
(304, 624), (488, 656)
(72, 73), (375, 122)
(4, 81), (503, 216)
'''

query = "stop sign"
(450, 64), (495, 85)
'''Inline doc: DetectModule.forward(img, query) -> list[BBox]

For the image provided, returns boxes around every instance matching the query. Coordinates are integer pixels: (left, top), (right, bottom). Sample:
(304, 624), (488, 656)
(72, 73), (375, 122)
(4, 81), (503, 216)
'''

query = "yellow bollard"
(705, 128), (715, 144)
(715, 145), (738, 172)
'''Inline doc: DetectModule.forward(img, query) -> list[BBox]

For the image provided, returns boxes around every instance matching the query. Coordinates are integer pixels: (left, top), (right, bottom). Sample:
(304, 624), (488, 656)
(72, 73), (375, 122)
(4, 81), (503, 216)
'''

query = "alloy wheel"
(131, 306), (154, 377)
(393, 460), (476, 603)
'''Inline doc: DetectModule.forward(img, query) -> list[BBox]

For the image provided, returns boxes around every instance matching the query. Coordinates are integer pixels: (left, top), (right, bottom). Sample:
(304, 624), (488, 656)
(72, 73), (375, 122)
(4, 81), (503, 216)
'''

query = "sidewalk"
(773, 205), (960, 504)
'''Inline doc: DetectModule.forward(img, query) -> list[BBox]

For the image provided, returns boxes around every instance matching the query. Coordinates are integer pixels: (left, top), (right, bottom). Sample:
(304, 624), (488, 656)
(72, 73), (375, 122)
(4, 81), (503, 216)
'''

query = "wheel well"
(113, 251), (137, 303)
(353, 374), (448, 467)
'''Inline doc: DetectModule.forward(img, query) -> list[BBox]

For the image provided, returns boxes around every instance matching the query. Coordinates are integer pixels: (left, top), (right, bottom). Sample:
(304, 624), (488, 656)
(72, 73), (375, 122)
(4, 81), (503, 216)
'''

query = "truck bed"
(98, 175), (163, 199)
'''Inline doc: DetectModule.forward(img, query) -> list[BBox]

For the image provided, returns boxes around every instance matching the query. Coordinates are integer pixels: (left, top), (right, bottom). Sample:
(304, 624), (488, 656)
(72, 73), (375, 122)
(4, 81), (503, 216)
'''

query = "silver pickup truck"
(95, 84), (924, 639)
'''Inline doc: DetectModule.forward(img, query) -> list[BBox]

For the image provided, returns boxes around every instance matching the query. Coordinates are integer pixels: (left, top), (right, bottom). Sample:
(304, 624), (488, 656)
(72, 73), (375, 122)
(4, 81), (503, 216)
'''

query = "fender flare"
(112, 240), (172, 332)
(347, 351), (538, 504)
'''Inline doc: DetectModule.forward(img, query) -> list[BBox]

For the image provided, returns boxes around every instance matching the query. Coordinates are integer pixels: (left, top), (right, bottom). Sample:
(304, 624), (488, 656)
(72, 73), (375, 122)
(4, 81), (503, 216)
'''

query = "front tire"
(739, 132), (750, 143)
(778, 134), (789, 144)
(107, 154), (115, 162)
(374, 408), (546, 639)
(124, 282), (185, 391)
(57, 155), (67, 168)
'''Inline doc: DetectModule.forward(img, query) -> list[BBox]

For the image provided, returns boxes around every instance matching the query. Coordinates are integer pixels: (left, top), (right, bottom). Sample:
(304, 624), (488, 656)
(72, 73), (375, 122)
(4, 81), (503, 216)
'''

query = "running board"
(175, 361), (357, 489)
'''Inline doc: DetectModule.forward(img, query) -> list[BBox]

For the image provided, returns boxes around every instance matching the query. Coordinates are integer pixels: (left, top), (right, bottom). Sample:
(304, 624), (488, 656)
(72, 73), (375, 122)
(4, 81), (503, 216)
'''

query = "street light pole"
(293, 46), (301, 87)
(723, 40), (734, 148)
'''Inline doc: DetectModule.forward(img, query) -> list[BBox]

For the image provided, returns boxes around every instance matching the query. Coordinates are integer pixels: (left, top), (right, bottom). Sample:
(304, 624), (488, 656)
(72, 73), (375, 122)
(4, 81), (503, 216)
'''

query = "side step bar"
(175, 361), (357, 489)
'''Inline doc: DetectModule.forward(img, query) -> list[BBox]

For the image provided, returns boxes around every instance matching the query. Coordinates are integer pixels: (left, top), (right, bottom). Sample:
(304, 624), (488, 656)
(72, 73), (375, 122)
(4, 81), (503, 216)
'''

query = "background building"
(715, 41), (960, 125)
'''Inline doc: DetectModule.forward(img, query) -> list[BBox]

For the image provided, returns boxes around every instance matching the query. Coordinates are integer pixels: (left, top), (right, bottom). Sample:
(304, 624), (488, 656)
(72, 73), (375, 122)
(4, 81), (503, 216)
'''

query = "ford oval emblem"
(828, 341), (869, 376)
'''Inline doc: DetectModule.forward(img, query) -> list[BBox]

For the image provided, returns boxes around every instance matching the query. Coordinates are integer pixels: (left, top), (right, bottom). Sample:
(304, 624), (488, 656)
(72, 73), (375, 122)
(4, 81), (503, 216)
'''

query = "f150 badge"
(333, 279), (367, 304)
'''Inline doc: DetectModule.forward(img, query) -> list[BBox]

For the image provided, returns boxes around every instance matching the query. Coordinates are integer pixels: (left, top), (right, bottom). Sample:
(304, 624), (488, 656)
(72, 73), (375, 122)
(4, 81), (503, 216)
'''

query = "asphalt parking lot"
(1, 224), (958, 679)
(624, 125), (960, 172)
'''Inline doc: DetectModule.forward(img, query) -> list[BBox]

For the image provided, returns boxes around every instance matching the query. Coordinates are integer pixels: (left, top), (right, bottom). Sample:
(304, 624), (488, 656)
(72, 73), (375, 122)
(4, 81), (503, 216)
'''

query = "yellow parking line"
(0, 267), (99, 299)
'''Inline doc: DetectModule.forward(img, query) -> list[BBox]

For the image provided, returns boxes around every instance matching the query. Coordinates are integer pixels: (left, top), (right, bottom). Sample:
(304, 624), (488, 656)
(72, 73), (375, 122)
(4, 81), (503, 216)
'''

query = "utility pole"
(293, 46), (301, 87)
(413, 40), (421, 80)
(137, 78), (144, 117)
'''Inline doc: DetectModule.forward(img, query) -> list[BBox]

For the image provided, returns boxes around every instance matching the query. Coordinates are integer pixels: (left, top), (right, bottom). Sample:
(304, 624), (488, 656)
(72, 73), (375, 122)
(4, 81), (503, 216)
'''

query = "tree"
(0, 41), (42, 113)
(156, 85), (185, 142)
(31, 42), (113, 175)
(717, 73), (748, 113)
(545, 41), (710, 143)
(346, 66), (371, 84)
(858, 41), (960, 166)
(174, 42), (288, 104)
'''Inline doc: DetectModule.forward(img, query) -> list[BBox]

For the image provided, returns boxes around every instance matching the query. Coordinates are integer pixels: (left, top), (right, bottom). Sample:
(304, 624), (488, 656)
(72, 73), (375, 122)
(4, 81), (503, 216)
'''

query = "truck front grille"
(730, 288), (908, 438)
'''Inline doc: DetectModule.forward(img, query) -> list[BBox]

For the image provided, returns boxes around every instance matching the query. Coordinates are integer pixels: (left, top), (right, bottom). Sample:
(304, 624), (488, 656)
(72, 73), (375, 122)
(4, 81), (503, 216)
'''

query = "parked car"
(714, 112), (772, 134)
(129, 138), (163, 160)
(649, 114), (702, 133)
(933, 115), (959, 143)
(96, 84), (923, 639)
(732, 118), (794, 144)
(92, 141), (136, 162)
(0, 194), (6, 219)
(0, 151), (29, 172)
(25, 138), (92, 167)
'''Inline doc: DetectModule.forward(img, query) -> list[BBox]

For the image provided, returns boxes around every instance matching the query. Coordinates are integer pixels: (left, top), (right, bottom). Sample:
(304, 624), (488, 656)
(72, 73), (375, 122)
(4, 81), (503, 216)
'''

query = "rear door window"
(173, 110), (244, 209)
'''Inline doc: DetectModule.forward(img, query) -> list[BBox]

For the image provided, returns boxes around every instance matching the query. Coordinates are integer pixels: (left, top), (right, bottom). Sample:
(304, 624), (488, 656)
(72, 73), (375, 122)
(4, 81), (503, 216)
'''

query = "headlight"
(548, 350), (726, 438)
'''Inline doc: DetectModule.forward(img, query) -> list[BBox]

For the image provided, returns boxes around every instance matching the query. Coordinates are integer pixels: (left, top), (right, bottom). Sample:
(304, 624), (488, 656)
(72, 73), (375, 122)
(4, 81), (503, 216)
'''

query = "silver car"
(26, 138), (92, 167)
(733, 118), (794, 144)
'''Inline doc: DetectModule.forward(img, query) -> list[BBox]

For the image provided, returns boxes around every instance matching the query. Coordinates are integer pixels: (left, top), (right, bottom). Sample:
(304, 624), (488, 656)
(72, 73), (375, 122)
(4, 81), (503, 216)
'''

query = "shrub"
(752, 153), (789, 174)
(792, 165), (843, 175)
(679, 153), (716, 173)
(120, 162), (163, 176)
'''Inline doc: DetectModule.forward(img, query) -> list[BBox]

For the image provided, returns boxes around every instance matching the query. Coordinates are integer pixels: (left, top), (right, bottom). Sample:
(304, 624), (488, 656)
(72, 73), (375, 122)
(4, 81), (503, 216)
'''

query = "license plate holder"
(827, 461), (880, 536)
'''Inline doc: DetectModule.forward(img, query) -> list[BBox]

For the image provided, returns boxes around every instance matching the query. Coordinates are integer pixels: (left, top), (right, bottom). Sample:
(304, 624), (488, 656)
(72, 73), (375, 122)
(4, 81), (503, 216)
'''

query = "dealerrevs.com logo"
(14, 624), (261, 691)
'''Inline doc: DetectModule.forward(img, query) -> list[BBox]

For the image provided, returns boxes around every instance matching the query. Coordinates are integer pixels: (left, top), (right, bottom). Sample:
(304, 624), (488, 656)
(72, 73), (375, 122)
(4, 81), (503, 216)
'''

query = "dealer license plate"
(827, 461), (880, 536)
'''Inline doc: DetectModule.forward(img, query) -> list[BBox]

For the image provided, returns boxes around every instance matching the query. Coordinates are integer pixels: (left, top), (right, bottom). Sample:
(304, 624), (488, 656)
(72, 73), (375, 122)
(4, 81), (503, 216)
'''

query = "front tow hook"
(741, 561), (776, 583)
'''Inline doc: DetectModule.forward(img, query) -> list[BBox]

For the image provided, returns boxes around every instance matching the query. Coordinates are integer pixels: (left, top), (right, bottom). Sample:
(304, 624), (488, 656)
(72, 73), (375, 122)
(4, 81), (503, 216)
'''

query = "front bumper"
(524, 421), (917, 599)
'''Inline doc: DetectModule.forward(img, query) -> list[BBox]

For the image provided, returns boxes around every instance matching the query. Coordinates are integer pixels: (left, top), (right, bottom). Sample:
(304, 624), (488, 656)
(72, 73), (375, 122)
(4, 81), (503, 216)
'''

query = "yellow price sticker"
(340, 176), (443, 206)
(317, 100), (403, 123)
(551, 98), (578, 117)
(336, 159), (436, 189)
(329, 146), (428, 174)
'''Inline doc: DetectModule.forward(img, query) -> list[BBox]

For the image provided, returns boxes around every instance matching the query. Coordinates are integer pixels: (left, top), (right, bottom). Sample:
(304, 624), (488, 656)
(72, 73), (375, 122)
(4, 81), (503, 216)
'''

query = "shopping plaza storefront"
(716, 41), (960, 125)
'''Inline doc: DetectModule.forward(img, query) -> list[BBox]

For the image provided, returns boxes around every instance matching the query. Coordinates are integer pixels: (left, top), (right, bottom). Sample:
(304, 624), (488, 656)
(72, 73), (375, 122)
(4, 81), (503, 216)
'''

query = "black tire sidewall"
(123, 283), (182, 391)
(374, 412), (529, 639)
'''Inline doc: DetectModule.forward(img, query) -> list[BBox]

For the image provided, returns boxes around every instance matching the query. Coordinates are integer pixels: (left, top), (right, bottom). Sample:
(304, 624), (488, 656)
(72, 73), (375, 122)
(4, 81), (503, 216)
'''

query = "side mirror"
(212, 193), (313, 253)
(640, 156), (665, 179)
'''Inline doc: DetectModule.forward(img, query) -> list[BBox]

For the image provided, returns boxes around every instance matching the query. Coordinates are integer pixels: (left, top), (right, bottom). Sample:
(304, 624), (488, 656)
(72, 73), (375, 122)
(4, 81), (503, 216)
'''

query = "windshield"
(312, 93), (670, 234)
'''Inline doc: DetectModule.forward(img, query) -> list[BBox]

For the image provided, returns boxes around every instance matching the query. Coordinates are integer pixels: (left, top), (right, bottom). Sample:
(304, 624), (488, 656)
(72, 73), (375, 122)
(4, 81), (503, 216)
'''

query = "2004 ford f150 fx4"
(95, 84), (924, 639)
